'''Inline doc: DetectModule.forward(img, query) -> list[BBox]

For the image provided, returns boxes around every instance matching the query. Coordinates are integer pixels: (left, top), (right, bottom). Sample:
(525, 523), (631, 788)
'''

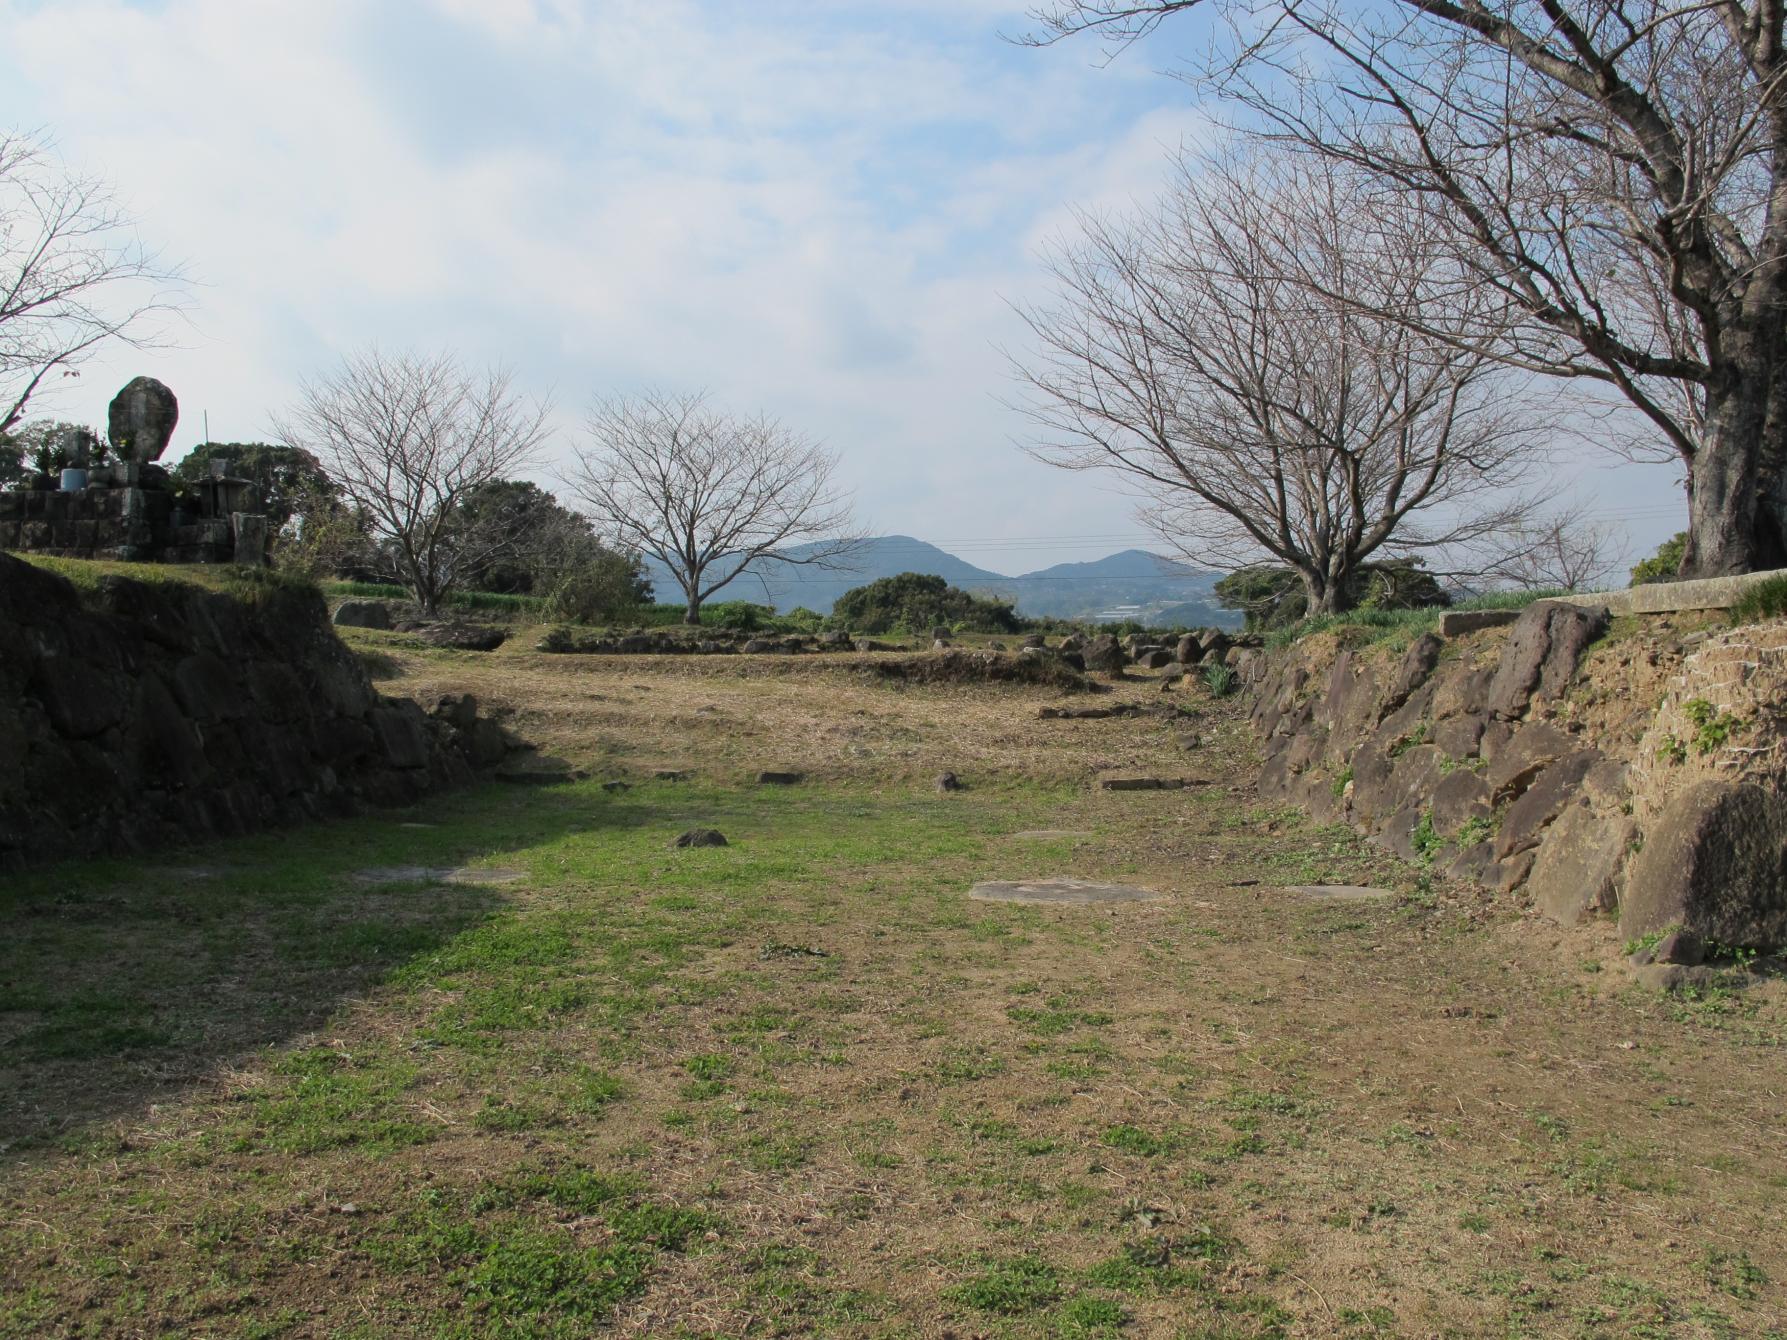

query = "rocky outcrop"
(1247, 599), (1787, 951)
(0, 553), (527, 871)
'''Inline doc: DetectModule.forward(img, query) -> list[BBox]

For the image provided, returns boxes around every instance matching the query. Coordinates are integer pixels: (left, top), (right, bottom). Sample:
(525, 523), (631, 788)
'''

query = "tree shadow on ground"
(0, 779), (659, 1160)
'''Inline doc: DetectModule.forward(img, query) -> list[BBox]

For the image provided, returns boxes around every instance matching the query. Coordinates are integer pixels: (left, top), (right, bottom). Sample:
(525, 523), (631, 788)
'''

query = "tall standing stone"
(107, 377), (180, 464)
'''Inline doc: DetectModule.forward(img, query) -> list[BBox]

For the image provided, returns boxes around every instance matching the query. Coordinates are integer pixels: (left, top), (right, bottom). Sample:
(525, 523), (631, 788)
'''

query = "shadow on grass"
(0, 780), (659, 1159)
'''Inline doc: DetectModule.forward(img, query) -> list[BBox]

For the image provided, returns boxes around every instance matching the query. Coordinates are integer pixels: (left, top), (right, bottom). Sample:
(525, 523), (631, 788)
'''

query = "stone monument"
(107, 376), (179, 464)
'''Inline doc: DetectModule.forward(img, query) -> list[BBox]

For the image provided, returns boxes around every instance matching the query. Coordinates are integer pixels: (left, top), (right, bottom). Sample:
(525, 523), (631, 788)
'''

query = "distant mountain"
(1006, 550), (1228, 623)
(639, 535), (1240, 629)
(640, 536), (1011, 616)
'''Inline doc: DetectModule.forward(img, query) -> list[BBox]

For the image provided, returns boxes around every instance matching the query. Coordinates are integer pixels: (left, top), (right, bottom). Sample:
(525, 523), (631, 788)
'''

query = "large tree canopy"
(1016, 143), (1541, 616)
(1025, 0), (1787, 579)
(172, 442), (340, 531)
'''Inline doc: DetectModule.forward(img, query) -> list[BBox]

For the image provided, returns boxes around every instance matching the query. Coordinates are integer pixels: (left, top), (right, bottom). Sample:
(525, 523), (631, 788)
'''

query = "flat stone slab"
(1011, 829), (1094, 840)
(353, 866), (527, 886)
(970, 877), (1163, 905)
(1098, 777), (1205, 791)
(1284, 884), (1395, 901)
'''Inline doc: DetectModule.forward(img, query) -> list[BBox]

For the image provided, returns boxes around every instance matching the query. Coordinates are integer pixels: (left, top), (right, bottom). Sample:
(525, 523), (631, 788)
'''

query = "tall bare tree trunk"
(1688, 333), (1785, 577)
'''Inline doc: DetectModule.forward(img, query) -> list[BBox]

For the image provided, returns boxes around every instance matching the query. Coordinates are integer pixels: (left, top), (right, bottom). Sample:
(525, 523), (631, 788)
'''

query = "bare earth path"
(2, 643), (1782, 1338)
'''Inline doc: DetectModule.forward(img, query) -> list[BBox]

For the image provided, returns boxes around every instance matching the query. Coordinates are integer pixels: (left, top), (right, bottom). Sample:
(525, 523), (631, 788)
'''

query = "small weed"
(1102, 1123), (1170, 1157)
(1202, 663), (1238, 697)
(1454, 814), (1495, 848)
(1390, 720), (1431, 758)
(1410, 810), (1442, 865)
(1623, 926), (1675, 958)
(1331, 764), (1354, 799)
(946, 1255), (1062, 1315)
(1702, 1247), (1767, 1300)
(1681, 698), (1743, 754)
(1058, 1294), (1127, 1334)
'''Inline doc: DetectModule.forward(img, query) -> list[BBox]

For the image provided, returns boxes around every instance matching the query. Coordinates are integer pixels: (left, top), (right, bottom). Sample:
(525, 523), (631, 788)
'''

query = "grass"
(1263, 587), (1565, 651)
(1728, 573), (1787, 626)
(1, 626), (1783, 1336)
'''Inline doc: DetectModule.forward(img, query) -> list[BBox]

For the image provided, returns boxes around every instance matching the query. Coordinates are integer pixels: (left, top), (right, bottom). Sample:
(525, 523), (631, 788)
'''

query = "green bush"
(1216, 559), (1449, 631)
(832, 572), (1021, 635)
(1630, 532), (1687, 586)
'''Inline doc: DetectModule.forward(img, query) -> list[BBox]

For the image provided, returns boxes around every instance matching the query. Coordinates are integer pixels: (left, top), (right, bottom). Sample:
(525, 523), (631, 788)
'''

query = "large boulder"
(1082, 634), (1128, 674)
(1529, 800), (1634, 926)
(107, 376), (180, 464)
(332, 600), (392, 631)
(1485, 602), (1609, 718)
(1621, 781), (1787, 948)
(1493, 749), (1602, 858)
(1383, 633), (1443, 715)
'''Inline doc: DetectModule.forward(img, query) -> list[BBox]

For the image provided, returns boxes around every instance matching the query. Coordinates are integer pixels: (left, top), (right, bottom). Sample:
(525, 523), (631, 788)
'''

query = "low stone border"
(1542, 566), (1787, 617)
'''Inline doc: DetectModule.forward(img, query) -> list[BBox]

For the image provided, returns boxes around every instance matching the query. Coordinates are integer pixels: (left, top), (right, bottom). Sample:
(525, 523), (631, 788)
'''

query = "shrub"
(539, 552), (651, 625)
(832, 572), (1022, 635)
(1216, 559), (1449, 631)
(1629, 532), (1687, 586)
(1201, 663), (1237, 697)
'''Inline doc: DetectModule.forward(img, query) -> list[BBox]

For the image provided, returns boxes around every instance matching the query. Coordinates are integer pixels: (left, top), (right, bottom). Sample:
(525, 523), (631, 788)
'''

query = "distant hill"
(639, 535), (1239, 628)
(1006, 550), (1229, 624)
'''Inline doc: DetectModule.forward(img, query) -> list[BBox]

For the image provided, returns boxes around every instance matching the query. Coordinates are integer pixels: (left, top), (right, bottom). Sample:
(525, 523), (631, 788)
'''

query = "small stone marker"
(970, 877), (1162, 905)
(353, 866), (526, 885)
(672, 829), (728, 848)
(757, 770), (803, 785)
(936, 771), (963, 792)
(1285, 884), (1394, 901)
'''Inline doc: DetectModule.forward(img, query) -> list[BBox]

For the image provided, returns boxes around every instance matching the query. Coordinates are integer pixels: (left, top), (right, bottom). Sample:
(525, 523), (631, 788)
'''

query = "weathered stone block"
(332, 600), (393, 631)
(1486, 602), (1609, 718)
(1527, 799), (1634, 925)
(1429, 768), (1492, 837)
(371, 704), (431, 770)
(1383, 633), (1443, 714)
(1431, 713), (1487, 760)
(1494, 749), (1602, 858)
(1621, 781), (1787, 948)
(172, 653), (248, 722)
(1486, 721), (1574, 802)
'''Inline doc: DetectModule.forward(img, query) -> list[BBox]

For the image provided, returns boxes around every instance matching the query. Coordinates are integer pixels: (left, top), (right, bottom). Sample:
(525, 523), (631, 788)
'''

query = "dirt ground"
(2, 636), (1783, 1339)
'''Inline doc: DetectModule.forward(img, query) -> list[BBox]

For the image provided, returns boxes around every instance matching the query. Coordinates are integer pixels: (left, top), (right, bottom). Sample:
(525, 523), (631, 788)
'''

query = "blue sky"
(0, 0), (1684, 575)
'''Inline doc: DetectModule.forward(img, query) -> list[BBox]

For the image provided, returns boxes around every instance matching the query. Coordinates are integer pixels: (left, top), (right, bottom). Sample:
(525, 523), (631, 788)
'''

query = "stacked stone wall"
(1245, 601), (1787, 950)
(0, 487), (256, 563)
(0, 553), (518, 871)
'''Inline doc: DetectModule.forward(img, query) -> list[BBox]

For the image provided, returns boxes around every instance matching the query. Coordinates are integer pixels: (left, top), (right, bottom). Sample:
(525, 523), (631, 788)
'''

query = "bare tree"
(1023, 1), (1787, 580)
(1014, 144), (1542, 616)
(273, 348), (552, 613)
(563, 389), (858, 624)
(1479, 505), (1630, 590)
(0, 130), (180, 435)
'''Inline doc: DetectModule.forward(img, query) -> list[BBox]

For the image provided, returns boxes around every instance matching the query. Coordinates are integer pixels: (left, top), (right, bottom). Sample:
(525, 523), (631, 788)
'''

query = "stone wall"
(0, 553), (519, 871)
(1246, 601), (1787, 951)
(0, 485), (267, 564)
